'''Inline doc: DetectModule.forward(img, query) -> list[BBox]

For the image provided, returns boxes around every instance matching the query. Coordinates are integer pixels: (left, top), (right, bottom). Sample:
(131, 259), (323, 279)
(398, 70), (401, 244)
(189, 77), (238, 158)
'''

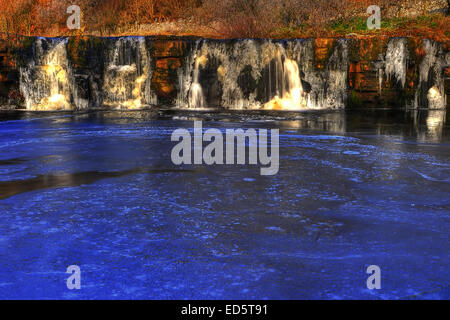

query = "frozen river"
(0, 109), (448, 299)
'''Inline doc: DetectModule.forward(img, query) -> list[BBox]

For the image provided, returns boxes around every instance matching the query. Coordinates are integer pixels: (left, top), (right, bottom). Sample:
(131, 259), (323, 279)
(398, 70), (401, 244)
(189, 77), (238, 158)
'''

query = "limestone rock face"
(0, 39), (20, 107)
(149, 39), (192, 104)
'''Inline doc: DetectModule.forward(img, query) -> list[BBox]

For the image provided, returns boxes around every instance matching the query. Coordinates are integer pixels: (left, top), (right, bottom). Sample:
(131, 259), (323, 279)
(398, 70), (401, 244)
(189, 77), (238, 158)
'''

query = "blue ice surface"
(0, 111), (448, 300)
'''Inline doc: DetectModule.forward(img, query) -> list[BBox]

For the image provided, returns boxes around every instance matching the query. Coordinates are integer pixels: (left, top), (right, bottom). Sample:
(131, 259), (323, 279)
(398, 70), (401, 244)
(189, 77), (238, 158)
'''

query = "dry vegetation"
(0, 0), (448, 40)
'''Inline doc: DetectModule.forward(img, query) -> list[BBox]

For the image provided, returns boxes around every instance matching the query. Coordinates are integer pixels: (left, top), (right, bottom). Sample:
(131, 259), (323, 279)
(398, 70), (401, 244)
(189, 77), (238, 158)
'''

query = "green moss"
(330, 17), (367, 34)
(416, 14), (439, 27)
(381, 14), (442, 31)
(380, 17), (409, 30)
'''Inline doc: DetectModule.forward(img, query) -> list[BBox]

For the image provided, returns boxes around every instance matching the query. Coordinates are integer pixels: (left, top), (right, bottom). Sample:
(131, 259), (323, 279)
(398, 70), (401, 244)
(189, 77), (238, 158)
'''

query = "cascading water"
(20, 38), (74, 110)
(188, 53), (206, 108)
(102, 37), (155, 109)
(177, 39), (347, 110)
(16, 36), (446, 111)
(264, 58), (306, 110)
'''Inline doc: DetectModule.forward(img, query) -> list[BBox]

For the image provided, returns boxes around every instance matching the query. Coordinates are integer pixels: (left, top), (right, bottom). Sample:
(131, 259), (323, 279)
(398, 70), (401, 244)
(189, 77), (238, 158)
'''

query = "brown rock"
(152, 58), (182, 99)
(151, 40), (188, 58)
(314, 38), (335, 69)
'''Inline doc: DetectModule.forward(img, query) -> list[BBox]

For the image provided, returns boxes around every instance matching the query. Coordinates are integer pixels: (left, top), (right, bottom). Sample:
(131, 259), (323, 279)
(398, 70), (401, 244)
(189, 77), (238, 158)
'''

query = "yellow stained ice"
(428, 86), (440, 100)
(43, 64), (67, 82)
(34, 63), (71, 110)
(196, 55), (208, 68)
(23, 40), (73, 111)
(43, 64), (56, 74)
(102, 39), (151, 110)
(32, 94), (70, 111)
(105, 72), (148, 109)
(264, 59), (307, 110)
(217, 65), (226, 80)
(128, 74), (147, 109)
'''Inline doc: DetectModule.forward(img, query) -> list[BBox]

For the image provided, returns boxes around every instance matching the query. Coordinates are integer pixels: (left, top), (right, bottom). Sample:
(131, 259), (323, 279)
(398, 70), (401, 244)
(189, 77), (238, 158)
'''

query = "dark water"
(0, 109), (449, 299)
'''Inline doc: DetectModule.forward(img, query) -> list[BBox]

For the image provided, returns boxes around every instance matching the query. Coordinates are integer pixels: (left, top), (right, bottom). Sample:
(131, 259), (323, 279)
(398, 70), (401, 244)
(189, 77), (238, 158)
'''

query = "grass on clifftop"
(267, 14), (449, 42)
(84, 13), (450, 44)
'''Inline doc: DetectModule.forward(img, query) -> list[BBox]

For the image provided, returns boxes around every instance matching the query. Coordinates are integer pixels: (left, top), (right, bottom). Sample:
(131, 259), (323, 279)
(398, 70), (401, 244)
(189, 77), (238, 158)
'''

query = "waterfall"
(264, 58), (306, 110)
(188, 53), (206, 108)
(284, 39), (349, 110)
(102, 37), (155, 109)
(20, 38), (74, 111)
(284, 59), (303, 107)
(177, 39), (345, 110)
(16, 36), (446, 111)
